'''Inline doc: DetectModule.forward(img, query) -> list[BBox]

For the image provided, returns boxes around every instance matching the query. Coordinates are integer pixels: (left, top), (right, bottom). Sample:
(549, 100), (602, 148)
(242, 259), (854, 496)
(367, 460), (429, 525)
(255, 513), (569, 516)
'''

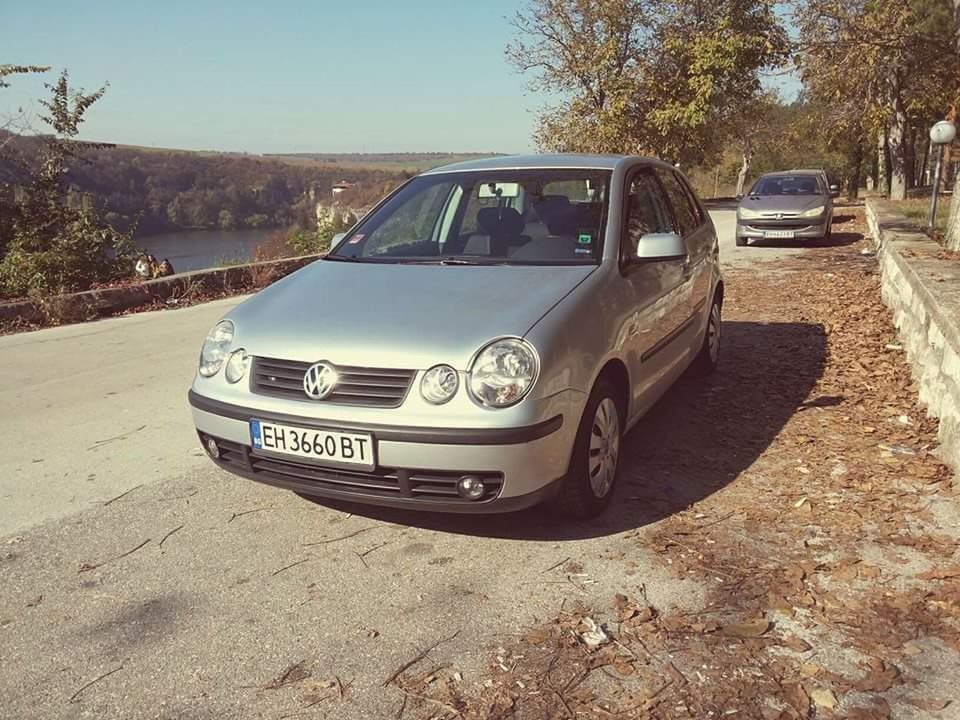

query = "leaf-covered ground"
(391, 213), (960, 719)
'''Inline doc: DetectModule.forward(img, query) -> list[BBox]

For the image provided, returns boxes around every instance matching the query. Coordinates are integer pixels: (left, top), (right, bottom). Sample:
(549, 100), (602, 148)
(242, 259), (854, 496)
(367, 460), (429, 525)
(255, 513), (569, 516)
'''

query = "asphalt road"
(0, 208), (811, 719)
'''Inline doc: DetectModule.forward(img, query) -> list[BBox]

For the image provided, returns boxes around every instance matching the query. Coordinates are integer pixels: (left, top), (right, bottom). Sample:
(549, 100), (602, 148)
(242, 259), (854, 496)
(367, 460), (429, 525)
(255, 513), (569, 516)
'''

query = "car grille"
(211, 437), (503, 503)
(251, 357), (415, 408)
(745, 221), (814, 231)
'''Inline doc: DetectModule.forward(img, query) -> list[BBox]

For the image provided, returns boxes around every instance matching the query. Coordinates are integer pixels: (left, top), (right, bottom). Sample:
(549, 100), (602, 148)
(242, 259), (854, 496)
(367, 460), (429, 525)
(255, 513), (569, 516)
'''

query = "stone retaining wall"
(866, 198), (960, 470)
(0, 253), (321, 327)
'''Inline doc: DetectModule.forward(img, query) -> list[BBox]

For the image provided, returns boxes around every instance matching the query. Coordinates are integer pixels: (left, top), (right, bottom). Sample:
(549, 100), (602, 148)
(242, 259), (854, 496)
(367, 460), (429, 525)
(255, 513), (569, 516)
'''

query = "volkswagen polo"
(189, 155), (723, 518)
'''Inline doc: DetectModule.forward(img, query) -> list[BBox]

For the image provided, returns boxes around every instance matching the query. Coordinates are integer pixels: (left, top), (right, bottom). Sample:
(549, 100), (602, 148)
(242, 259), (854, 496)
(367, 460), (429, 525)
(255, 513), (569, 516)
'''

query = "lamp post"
(928, 120), (957, 230)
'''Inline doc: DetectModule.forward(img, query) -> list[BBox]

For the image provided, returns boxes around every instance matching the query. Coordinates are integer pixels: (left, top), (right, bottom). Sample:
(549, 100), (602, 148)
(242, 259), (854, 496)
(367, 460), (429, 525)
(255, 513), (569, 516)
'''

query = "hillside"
(265, 152), (503, 173)
(0, 135), (415, 237)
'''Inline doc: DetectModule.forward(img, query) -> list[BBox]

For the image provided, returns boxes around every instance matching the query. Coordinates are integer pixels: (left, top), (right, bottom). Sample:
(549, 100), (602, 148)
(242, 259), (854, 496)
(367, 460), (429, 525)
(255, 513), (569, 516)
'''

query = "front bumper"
(189, 390), (575, 513)
(736, 217), (829, 239)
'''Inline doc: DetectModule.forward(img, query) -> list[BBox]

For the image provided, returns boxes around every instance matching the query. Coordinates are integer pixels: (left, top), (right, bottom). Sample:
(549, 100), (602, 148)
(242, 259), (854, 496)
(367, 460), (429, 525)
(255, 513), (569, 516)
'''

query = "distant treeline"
(266, 151), (500, 172)
(0, 133), (409, 236)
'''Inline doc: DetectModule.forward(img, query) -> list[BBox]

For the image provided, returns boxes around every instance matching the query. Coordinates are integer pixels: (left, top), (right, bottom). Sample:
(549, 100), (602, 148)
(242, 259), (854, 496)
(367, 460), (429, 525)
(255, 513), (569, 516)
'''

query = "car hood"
(740, 194), (826, 213)
(227, 260), (597, 369)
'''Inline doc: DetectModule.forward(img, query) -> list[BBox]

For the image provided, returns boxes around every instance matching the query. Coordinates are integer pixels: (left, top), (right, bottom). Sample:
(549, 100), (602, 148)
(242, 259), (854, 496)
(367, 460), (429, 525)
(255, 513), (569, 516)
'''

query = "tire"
(736, 236), (747, 247)
(689, 294), (722, 377)
(552, 379), (623, 519)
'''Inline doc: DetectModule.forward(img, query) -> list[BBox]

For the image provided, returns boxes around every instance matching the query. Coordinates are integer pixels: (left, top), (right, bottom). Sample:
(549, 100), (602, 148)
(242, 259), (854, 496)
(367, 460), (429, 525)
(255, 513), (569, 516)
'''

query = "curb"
(865, 198), (960, 471)
(0, 253), (323, 327)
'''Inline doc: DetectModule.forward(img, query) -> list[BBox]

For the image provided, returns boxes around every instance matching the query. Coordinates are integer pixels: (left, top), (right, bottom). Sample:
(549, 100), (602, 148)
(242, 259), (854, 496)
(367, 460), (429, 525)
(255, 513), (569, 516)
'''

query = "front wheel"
(689, 295), (722, 377)
(552, 380), (622, 519)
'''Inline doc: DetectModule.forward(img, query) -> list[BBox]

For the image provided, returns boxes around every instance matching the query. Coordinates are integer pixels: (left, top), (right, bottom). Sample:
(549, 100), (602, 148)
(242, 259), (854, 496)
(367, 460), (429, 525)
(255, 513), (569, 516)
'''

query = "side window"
(624, 169), (672, 260)
(657, 170), (701, 237)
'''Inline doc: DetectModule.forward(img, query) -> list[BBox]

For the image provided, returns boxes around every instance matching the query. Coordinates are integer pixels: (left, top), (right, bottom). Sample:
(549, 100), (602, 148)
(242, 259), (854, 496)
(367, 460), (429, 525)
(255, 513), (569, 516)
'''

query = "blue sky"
(2, 1), (799, 155)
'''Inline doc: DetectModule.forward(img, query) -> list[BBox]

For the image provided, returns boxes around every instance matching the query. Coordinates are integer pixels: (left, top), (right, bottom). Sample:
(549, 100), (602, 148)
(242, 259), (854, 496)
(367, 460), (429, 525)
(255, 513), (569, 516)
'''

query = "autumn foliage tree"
(0, 66), (136, 297)
(507, 0), (789, 166)
(796, 0), (959, 201)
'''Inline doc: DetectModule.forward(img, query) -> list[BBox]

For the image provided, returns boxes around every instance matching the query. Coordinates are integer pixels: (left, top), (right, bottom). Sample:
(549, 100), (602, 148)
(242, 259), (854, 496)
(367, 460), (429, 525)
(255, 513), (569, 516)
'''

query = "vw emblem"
(303, 361), (338, 400)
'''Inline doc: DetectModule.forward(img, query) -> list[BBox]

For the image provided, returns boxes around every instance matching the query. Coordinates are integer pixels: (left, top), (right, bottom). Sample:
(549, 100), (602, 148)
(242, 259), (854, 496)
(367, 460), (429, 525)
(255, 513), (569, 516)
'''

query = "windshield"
(329, 169), (611, 265)
(749, 175), (823, 196)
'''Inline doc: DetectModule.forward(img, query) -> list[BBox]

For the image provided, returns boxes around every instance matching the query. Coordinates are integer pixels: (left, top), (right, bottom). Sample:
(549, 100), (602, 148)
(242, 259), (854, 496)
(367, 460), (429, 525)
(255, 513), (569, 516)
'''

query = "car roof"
(760, 169), (825, 178)
(422, 153), (659, 175)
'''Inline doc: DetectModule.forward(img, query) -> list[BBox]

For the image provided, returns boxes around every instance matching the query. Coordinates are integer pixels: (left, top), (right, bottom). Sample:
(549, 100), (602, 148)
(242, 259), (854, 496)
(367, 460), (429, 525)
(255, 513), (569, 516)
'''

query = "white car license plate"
(764, 229), (795, 239)
(250, 419), (375, 470)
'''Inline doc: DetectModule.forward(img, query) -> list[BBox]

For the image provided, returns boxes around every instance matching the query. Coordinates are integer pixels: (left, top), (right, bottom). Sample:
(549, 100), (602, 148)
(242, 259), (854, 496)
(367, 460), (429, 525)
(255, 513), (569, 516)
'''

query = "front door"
(619, 167), (693, 421)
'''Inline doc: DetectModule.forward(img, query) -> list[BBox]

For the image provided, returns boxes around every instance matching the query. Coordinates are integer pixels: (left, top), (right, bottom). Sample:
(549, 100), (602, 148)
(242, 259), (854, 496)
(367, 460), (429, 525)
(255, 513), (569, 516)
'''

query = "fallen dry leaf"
(905, 697), (950, 712)
(918, 566), (960, 580)
(783, 634), (812, 653)
(811, 687), (838, 710)
(721, 619), (771, 638)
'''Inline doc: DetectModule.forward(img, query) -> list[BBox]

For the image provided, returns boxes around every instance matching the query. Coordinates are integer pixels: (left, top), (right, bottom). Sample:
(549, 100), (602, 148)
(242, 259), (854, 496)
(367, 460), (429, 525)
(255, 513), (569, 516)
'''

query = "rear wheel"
(689, 294), (722, 376)
(553, 380), (622, 519)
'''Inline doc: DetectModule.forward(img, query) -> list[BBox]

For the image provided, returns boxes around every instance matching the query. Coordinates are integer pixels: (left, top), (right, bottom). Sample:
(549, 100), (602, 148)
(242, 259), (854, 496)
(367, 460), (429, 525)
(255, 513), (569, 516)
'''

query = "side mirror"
(829, 184), (840, 198)
(630, 232), (687, 263)
(331, 232), (347, 246)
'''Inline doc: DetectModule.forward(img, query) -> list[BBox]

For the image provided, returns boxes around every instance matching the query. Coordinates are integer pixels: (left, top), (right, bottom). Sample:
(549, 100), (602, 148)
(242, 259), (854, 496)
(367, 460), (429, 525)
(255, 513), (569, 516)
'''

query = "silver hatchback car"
(736, 169), (839, 246)
(189, 155), (723, 518)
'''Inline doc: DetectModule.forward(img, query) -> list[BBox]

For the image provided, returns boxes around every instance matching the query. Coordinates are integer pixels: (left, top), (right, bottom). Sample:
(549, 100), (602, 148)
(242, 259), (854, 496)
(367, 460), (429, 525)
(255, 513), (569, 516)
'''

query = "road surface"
(0, 208), (845, 719)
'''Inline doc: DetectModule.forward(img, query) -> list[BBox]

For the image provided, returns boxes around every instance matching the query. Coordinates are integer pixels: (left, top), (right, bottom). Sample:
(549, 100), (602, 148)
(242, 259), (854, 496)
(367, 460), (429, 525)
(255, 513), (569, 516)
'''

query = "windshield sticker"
(578, 233), (592, 245)
(348, 234), (364, 244)
(574, 247), (592, 255)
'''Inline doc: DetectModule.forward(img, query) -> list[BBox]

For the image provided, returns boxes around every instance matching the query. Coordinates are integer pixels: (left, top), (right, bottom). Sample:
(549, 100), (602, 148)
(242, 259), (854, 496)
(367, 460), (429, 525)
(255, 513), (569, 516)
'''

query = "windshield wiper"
(439, 257), (502, 265)
(399, 257), (503, 266)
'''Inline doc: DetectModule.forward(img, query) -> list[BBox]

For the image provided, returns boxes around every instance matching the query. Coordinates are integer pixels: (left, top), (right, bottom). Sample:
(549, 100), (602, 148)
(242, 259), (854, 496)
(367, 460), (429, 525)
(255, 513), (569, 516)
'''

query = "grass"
(889, 196), (951, 233)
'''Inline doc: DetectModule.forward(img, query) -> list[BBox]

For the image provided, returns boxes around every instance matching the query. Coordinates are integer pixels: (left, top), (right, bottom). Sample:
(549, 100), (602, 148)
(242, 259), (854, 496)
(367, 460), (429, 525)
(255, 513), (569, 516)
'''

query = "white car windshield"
(329, 169), (611, 265)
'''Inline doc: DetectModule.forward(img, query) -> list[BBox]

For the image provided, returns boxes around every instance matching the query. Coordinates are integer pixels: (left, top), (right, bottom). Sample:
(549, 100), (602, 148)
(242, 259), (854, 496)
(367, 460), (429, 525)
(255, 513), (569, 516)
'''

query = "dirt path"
(393, 214), (960, 719)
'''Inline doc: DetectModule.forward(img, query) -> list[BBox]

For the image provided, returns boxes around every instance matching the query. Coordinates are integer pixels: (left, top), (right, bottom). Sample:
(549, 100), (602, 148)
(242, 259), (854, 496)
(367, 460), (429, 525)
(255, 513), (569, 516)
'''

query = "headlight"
(801, 205), (825, 218)
(468, 338), (538, 407)
(421, 364), (459, 404)
(225, 349), (250, 384)
(738, 207), (762, 220)
(198, 320), (234, 377)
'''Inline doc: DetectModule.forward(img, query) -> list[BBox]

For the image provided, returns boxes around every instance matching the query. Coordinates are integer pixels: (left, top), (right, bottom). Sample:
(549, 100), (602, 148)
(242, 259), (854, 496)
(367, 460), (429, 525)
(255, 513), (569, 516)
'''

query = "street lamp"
(928, 120), (957, 230)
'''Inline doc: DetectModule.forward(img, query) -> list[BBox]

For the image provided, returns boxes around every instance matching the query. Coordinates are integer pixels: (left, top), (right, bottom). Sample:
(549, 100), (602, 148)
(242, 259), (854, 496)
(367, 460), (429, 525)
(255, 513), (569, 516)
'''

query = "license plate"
(764, 229), (795, 239)
(250, 419), (375, 470)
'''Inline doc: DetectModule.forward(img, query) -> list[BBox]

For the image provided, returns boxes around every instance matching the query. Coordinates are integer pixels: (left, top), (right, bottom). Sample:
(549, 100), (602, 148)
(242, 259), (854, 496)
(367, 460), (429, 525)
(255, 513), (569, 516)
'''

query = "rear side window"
(657, 170), (701, 237)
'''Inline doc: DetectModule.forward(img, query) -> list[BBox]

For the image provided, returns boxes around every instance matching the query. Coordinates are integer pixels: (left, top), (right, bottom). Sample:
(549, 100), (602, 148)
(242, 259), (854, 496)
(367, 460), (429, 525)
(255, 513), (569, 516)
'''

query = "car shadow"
(747, 231), (860, 249)
(300, 321), (828, 540)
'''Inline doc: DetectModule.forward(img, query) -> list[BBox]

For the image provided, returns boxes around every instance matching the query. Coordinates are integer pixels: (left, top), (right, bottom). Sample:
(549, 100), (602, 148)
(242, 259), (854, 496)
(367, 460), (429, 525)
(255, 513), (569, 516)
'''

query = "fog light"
(204, 436), (220, 459)
(225, 348), (250, 384)
(456, 475), (486, 500)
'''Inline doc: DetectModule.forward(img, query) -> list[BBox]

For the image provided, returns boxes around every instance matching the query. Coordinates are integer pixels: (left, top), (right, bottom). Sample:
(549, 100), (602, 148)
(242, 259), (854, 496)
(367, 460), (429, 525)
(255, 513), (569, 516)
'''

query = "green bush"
(287, 207), (357, 256)
(0, 209), (136, 297)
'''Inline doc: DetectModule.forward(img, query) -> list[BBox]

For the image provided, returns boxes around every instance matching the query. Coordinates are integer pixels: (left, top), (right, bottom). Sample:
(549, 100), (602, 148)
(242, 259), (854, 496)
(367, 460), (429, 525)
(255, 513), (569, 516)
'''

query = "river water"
(135, 228), (274, 273)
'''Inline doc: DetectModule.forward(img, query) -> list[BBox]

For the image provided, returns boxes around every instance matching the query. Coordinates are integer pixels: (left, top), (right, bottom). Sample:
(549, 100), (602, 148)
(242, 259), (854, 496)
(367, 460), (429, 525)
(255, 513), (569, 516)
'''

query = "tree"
(0, 64), (50, 156)
(507, 0), (789, 165)
(943, 0), (960, 250)
(0, 68), (136, 296)
(728, 92), (783, 195)
(796, 0), (958, 201)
